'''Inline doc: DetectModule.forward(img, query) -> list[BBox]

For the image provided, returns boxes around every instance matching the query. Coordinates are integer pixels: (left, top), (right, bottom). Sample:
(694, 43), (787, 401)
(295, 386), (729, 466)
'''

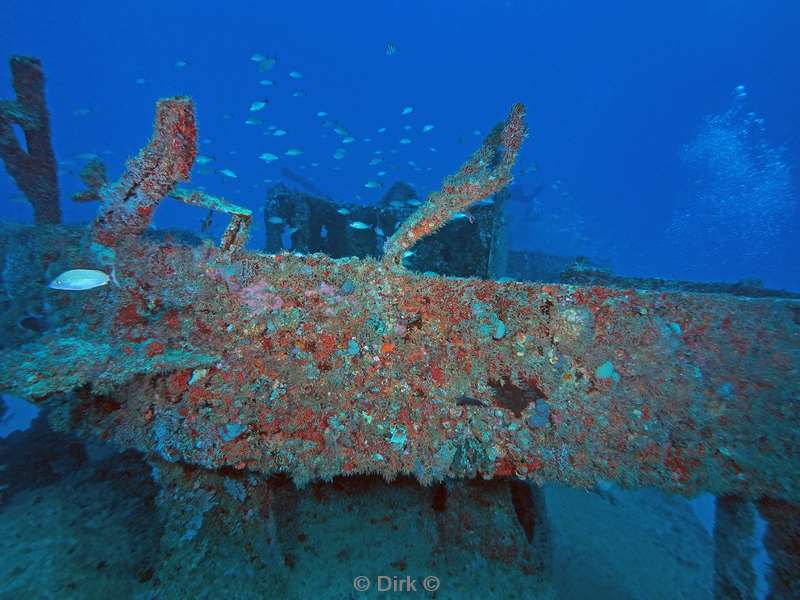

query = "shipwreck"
(1, 56), (798, 598)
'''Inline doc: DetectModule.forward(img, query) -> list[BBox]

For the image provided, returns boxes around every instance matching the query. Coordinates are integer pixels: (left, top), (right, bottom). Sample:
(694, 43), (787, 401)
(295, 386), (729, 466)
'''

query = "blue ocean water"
(1, 2), (799, 598)
(2, 0), (798, 288)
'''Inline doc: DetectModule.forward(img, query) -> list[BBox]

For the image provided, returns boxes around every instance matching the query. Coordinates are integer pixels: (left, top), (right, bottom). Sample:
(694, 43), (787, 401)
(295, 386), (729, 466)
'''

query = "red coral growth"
(189, 386), (211, 404)
(146, 341), (165, 357)
(493, 459), (515, 477)
(664, 446), (692, 483)
(115, 303), (143, 327)
(164, 309), (181, 331)
(168, 369), (192, 395)
(430, 365), (445, 386)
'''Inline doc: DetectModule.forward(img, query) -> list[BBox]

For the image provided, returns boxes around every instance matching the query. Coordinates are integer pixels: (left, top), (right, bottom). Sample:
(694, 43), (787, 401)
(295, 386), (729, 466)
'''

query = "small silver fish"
(259, 79), (275, 86)
(399, 138), (411, 144)
(333, 149), (346, 160)
(342, 136), (355, 144)
(364, 181), (381, 189)
(259, 58), (277, 72)
(219, 169), (238, 179)
(196, 155), (214, 165)
(174, 60), (188, 68)
(250, 101), (267, 111)
(244, 118), (263, 126)
(285, 148), (303, 156)
(422, 124), (434, 132)
(288, 71), (303, 79)
(336, 208), (351, 215)
(48, 269), (110, 291)
(385, 42), (397, 56)
(267, 216), (284, 224)
(401, 106), (414, 115)
(273, 129), (288, 136)
(317, 111), (328, 117)
(349, 221), (371, 230)
(259, 153), (279, 162)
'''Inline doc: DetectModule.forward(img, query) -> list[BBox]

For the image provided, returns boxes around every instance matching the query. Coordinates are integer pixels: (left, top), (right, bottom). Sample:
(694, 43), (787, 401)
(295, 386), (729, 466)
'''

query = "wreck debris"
(147, 463), (555, 597)
(93, 96), (197, 249)
(71, 158), (107, 203)
(263, 183), (506, 277)
(0, 83), (799, 593)
(757, 497), (800, 599)
(170, 188), (252, 256)
(381, 102), (526, 268)
(713, 495), (756, 599)
(91, 97), (252, 258)
(558, 257), (800, 299)
(509, 480), (551, 577)
(0, 56), (60, 223)
(1, 96), (799, 509)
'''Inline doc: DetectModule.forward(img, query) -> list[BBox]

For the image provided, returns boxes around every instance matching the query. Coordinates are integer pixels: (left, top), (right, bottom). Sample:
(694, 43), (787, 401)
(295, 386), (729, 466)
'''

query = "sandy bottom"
(546, 486), (712, 599)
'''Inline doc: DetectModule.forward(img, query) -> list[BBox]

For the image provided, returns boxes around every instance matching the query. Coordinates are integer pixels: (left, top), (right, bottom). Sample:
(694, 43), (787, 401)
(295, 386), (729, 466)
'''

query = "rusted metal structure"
(1, 96), (797, 499)
(0, 56), (60, 223)
(0, 95), (798, 596)
(263, 182), (507, 279)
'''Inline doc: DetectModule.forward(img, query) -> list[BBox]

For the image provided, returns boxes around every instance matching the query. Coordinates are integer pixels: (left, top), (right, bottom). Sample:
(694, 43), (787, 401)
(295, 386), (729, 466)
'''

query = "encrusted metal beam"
(0, 56), (60, 223)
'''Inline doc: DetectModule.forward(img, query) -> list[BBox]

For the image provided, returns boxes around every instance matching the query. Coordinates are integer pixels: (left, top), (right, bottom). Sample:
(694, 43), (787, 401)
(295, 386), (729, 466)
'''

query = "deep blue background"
(2, 0), (798, 288)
